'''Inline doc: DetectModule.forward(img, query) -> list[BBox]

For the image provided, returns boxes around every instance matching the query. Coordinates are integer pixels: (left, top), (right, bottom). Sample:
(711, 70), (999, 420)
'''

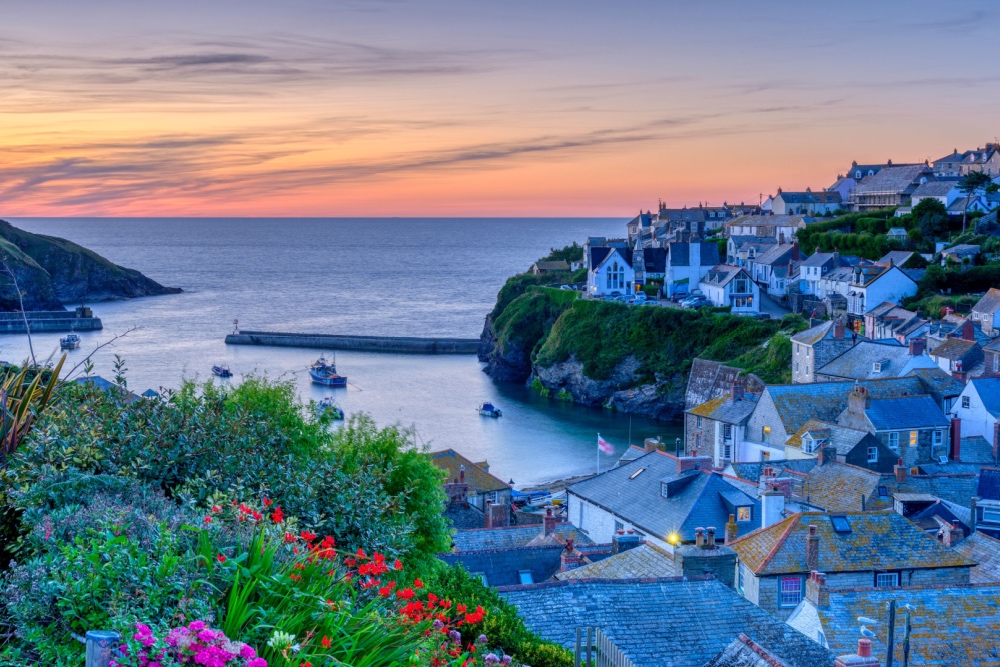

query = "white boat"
(60, 334), (81, 350)
(478, 402), (502, 417)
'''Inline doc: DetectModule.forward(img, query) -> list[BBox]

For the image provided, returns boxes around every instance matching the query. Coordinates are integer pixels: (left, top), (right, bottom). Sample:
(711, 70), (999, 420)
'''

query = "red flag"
(597, 434), (614, 455)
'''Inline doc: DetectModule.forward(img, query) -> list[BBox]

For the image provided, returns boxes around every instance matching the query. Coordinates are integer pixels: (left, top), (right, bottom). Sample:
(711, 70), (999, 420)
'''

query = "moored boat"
(59, 334), (81, 350)
(309, 354), (347, 387)
(317, 396), (345, 420)
(478, 402), (502, 417)
(212, 364), (233, 378)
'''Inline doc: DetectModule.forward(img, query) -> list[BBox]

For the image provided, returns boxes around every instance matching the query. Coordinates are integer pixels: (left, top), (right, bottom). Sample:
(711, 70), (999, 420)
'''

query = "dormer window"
(872, 359), (890, 373)
(737, 507), (752, 522)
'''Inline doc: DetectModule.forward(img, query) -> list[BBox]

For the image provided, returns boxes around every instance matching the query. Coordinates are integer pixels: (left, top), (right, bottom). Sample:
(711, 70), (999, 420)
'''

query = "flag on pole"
(597, 434), (614, 455)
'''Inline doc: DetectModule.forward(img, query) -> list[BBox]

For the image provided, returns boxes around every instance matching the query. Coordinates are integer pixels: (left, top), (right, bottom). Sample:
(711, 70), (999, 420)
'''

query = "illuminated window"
(910, 431), (918, 447)
(763, 426), (771, 443)
(738, 507), (752, 522)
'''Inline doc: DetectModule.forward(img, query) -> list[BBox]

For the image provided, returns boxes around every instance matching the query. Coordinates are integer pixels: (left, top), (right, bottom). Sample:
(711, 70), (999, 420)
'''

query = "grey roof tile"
(864, 395), (949, 430)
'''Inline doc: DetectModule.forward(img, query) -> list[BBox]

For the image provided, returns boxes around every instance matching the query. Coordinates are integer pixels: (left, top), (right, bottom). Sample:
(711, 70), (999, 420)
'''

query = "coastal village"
(432, 144), (1000, 667)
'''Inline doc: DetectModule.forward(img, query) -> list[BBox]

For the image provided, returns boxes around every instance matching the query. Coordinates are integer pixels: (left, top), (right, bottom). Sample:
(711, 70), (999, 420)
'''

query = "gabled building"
(985, 338), (1000, 378)
(587, 246), (634, 297)
(848, 164), (935, 211)
(886, 227), (909, 243)
(909, 179), (963, 209)
(725, 215), (808, 240)
(565, 451), (761, 550)
(845, 264), (918, 321)
(749, 242), (799, 288)
(431, 448), (512, 513)
(726, 235), (778, 268)
(771, 188), (842, 216)
(686, 383), (759, 467)
(783, 419), (895, 472)
(814, 339), (936, 382)
(949, 378), (1000, 443)
(700, 265), (759, 313)
(835, 388), (951, 467)
(791, 320), (857, 384)
(826, 175), (856, 202)
(730, 511), (973, 620)
(664, 241), (720, 298)
(787, 582), (1000, 666)
(929, 336), (983, 375)
(864, 302), (927, 343)
(972, 287), (1000, 337)
(798, 251), (843, 296)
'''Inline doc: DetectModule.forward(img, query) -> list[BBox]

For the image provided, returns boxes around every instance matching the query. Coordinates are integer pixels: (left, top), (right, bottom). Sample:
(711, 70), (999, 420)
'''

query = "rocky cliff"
(0, 220), (181, 311)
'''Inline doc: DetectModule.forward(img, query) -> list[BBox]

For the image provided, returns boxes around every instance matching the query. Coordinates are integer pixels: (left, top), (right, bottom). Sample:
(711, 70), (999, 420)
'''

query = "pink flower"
(247, 659), (268, 667)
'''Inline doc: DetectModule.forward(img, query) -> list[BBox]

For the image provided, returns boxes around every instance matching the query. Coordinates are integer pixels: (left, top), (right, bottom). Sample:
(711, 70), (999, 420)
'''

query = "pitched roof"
(754, 243), (797, 266)
(703, 634), (797, 667)
(438, 545), (566, 587)
(977, 467), (1000, 501)
(533, 260), (569, 271)
(554, 543), (678, 580)
(785, 420), (874, 456)
(641, 247), (667, 273)
(876, 250), (915, 267)
(791, 321), (835, 346)
(911, 180), (957, 197)
(430, 449), (511, 495)
(789, 584), (1000, 667)
(685, 359), (746, 410)
(688, 393), (759, 425)
(451, 523), (592, 552)
(800, 252), (838, 267)
(668, 241), (720, 267)
(955, 532), (1000, 584)
(970, 378), (1000, 417)
(852, 164), (934, 196)
(567, 452), (760, 543)
(815, 341), (936, 381)
(863, 395), (949, 430)
(973, 287), (1000, 315)
(702, 265), (747, 288)
(905, 366), (965, 398)
(929, 337), (979, 361)
(500, 579), (835, 667)
(763, 377), (928, 436)
(730, 511), (973, 576)
(801, 461), (978, 513)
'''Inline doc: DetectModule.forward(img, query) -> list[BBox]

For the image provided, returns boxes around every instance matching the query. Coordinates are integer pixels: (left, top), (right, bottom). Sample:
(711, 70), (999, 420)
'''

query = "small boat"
(317, 397), (345, 420)
(478, 402), (502, 418)
(309, 355), (347, 387)
(212, 365), (233, 378)
(59, 334), (81, 350)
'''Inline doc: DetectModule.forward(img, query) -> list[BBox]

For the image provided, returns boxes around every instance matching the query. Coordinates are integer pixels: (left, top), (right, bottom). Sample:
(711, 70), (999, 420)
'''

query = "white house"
(972, 288), (1000, 337)
(910, 180), (962, 209)
(845, 265), (918, 319)
(587, 247), (634, 297)
(700, 265), (760, 313)
(771, 188), (841, 216)
(798, 251), (841, 296)
(664, 241), (720, 298)
(948, 378), (1000, 441)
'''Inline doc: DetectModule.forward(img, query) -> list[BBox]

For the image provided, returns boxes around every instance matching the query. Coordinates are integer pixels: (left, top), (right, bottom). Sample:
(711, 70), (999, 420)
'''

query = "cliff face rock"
(604, 374), (687, 421)
(0, 221), (181, 311)
(532, 355), (640, 407)
(478, 314), (533, 382)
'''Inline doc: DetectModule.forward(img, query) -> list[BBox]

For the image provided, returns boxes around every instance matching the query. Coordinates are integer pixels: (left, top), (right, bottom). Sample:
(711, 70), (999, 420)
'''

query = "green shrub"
(541, 242), (583, 263)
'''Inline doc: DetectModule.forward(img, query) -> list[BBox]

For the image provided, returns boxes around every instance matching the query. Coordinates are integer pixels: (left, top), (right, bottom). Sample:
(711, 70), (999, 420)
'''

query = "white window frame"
(933, 430), (943, 447)
(737, 507), (752, 522)
(875, 572), (899, 588)
(867, 446), (878, 463)
(983, 506), (1000, 524)
(779, 577), (803, 607)
(724, 424), (733, 442)
(887, 432), (899, 452)
(738, 565), (745, 595)
(962, 396), (971, 409)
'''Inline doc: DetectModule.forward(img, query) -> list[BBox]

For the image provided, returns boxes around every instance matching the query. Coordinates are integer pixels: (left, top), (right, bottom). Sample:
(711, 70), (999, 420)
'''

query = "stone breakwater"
(226, 330), (480, 354)
(0, 310), (102, 334)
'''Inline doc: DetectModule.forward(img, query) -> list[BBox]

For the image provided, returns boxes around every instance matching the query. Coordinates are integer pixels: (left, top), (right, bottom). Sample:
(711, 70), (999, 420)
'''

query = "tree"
(958, 171), (992, 234)
(912, 198), (948, 241)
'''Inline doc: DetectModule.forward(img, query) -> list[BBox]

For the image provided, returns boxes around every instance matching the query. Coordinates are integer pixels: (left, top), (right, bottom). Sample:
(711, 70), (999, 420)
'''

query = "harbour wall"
(0, 309), (103, 334)
(225, 330), (480, 354)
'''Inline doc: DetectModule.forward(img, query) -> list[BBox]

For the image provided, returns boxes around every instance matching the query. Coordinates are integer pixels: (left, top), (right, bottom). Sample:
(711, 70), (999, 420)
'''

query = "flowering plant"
(112, 621), (266, 667)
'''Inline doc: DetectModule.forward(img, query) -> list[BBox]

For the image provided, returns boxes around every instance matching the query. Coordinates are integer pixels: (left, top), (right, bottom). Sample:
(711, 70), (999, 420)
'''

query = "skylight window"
(629, 467), (646, 480)
(830, 516), (852, 533)
(518, 570), (534, 585)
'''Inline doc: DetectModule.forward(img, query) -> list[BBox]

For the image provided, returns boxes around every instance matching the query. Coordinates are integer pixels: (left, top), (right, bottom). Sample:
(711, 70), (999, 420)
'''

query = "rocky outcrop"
(531, 356), (686, 420)
(0, 220), (181, 311)
(478, 314), (534, 382)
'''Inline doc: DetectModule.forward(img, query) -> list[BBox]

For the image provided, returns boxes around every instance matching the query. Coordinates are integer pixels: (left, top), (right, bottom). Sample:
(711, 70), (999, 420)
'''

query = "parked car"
(682, 296), (710, 308)
(560, 285), (572, 290)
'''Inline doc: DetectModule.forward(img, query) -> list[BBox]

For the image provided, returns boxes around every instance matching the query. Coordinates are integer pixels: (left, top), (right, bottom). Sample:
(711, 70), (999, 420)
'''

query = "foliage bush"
(540, 243), (583, 264)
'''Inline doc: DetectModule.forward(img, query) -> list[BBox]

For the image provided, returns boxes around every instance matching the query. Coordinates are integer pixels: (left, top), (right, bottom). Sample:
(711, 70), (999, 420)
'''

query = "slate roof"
(876, 250), (915, 267)
(729, 460), (818, 483)
(616, 444), (646, 467)
(785, 420), (873, 456)
(444, 502), (486, 530)
(589, 246), (634, 271)
(685, 359), (745, 410)
(977, 467), (1000, 501)
(864, 395), (949, 430)
(941, 243), (981, 258)
(791, 321), (835, 346)
(554, 543), (679, 580)
(852, 164), (934, 196)
(567, 452), (760, 543)
(970, 378), (1000, 417)
(729, 511), (973, 576)
(762, 377), (928, 437)
(688, 393), (759, 425)
(500, 579), (835, 667)
(959, 436), (997, 465)
(955, 532), (1000, 583)
(973, 287), (1000, 315)
(911, 180), (957, 197)
(904, 367), (965, 399)
(787, 584), (1000, 667)
(668, 242), (720, 267)
(800, 252), (838, 267)
(438, 545), (565, 587)
(430, 449), (511, 495)
(753, 243), (797, 267)
(930, 337), (979, 361)
(702, 265), (747, 288)
(815, 341), (938, 381)
(776, 190), (841, 205)
(534, 260), (569, 271)
(641, 247), (667, 273)
(451, 523), (592, 552)
(703, 634), (798, 667)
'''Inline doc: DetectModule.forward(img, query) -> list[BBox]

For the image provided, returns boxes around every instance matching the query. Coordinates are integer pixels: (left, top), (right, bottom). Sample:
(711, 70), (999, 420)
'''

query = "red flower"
(321, 636), (332, 649)
(284, 532), (297, 543)
(263, 497), (273, 507)
(211, 505), (222, 513)
(356, 548), (367, 559)
(302, 662), (312, 667)
(393, 559), (403, 571)
(414, 578), (424, 589)
(203, 516), (212, 524)
(300, 530), (317, 542)
(321, 536), (335, 549)
(398, 587), (415, 600)
(216, 554), (227, 563)
(378, 586), (393, 598)
(270, 506), (285, 523)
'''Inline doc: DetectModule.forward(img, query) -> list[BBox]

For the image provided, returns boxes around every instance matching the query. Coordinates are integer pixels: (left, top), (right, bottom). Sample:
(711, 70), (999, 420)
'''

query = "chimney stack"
(731, 382), (744, 402)
(695, 527), (705, 547)
(834, 639), (880, 667)
(725, 514), (739, 545)
(791, 240), (799, 261)
(805, 524), (820, 571)
(761, 485), (785, 529)
(962, 319), (975, 342)
(833, 319), (845, 340)
(909, 338), (925, 357)
(560, 539), (581, 572)
(543, 507), (559, 535)
(805, 570), (829, 607)
(940, 521), (964, 547)
(677, 455), (713, 475)
(611, 529), (641, 555)
(993, 422), (1000, 463)
(951, 418), (962, 462)
(894, 458), (907, 484)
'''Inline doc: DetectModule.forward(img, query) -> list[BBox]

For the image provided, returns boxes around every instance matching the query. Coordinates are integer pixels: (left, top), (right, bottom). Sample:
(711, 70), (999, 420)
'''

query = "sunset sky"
(2, 0), (999, 217)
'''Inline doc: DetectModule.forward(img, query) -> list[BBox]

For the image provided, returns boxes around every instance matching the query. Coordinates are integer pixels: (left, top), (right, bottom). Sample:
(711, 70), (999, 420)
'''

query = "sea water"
(5, 218), (683, 486)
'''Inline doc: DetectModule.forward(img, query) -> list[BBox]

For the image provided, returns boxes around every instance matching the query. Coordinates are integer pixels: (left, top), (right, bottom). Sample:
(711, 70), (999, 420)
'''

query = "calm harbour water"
(5, 218), (682, 487)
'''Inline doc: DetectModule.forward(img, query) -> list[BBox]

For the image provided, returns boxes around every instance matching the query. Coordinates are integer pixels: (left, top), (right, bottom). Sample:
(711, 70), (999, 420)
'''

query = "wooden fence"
(574, 627), (635, 667)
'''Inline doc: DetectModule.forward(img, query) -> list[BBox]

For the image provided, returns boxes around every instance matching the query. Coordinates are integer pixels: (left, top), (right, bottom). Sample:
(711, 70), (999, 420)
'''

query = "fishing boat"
(317, 397), (345, 420)
(478, 402), (502, 418)
(212, 364), (233, 378)
(59, 334), (81, 350)
(309, 355), (347, 387)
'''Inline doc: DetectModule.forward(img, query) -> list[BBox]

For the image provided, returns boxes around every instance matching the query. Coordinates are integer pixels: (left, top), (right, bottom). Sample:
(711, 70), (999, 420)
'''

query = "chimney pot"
(695, 527), (705, 547)
(705, 526), (716, 548)
(895, 459), (907, 484)
(951, 418), (962, 462)
(725, 514), (738, 545)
